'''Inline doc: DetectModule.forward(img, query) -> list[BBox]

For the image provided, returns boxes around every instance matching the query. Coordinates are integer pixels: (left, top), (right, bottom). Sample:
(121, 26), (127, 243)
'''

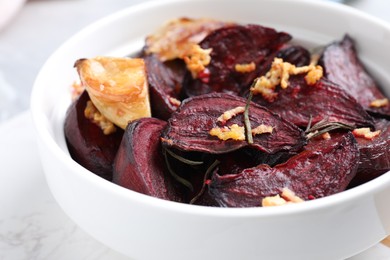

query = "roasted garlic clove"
(75, 57), (151, 129)
(144, 17), (230, 61)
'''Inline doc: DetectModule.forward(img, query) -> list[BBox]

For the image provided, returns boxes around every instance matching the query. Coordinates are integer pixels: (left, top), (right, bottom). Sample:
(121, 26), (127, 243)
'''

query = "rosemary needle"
(244, 91), (254, 144)
(165, 148), (204, 166)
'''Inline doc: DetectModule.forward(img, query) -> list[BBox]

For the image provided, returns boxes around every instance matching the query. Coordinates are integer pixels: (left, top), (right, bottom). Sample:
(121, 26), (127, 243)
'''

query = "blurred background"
(0, 0), (390, 124)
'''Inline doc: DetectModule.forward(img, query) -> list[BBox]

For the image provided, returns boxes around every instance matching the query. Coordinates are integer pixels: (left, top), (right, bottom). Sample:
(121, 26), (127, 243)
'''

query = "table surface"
(1, 0), (390, 259)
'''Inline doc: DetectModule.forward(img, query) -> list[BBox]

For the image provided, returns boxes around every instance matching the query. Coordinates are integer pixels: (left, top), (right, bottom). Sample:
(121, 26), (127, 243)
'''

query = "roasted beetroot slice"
(183, 24), (291, 97)
(64, 91), (123, 181)
(216, 147), (295, 176)
(145, 55), (183, 120)
(275, 44), (311, 67)
(319, 35), (390, 117)
(162, 93), (306, 154)
(113, 118), (183, 202)
(349, 118), (390, 187)
(208, 132), (359, 207)
(252, 75), (374, 128)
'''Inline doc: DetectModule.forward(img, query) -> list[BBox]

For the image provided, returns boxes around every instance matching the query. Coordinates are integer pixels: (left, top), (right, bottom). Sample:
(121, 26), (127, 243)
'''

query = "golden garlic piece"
(75, 57), (151, 129)
(145, 17), (230, 61)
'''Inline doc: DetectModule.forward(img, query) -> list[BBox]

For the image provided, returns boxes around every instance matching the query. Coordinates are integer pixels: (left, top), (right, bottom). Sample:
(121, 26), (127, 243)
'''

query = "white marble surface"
(1, 0), (390, 259)
(0, 111), (130, 260)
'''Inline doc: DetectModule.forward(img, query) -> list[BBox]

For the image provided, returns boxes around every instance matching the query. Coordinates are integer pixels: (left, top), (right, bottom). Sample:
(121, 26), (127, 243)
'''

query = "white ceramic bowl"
(31, 0), (390, 259)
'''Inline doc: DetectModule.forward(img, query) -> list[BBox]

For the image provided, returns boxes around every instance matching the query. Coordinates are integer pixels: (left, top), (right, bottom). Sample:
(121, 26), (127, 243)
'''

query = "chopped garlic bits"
(262, 187), (304, 207)
(250, 57), (323, 101)
(183, 44), (212, 79)
(210, 123), (273, 141)
(370, 98), (389, 108)
(282, 187), (304, 203)
(305, 66), (323, 85)
(209, 124), (245, 141)
(352, 127), (381, 140)
(211, 107), (273, 141)
(235, 62), (256, 73)
(145, 17), (229, 61)
(84, 100), (116, 135)
(261, 195), (287, 207)
(322, 132), (331, 140)
(169, 97), (182, 107)
(251, 124), (273, 136)
(75, 56), (151, 129)
(217, 106), (245, 124)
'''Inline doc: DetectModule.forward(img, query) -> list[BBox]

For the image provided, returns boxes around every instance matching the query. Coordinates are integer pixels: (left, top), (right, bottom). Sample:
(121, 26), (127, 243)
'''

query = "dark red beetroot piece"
(164, 146), (294, 206)
(275, 44), (311, 67)
(216, 149), (263, 176)
(349, 118), (390, 187)
(252, 75), (374, 128)
(145, 55), (185, 120)
(113, 117), (182, 202)
(243, 44), (311, 85)
(208, 132), (359, 207)
(319, 35), (390, 117)
(64, 91), (123, 181)
(162, 93), (306, 154)
(215, 147), (295, 176)
(183, 24), (291, 97)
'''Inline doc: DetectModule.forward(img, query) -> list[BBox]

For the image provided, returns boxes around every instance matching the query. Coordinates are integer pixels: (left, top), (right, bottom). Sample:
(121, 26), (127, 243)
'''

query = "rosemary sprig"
(305, 115), (313, 132)
(163, 148), (194, 191)
(189, 160), (220, 205)
(244, 82), (256, 144)
(165, 148), (204, 166)
(305, 119), (354, 139)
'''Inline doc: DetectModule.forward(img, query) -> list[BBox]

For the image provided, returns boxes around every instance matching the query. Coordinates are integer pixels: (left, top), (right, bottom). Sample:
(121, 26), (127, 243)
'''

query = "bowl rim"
(31, 0), (390, 218)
